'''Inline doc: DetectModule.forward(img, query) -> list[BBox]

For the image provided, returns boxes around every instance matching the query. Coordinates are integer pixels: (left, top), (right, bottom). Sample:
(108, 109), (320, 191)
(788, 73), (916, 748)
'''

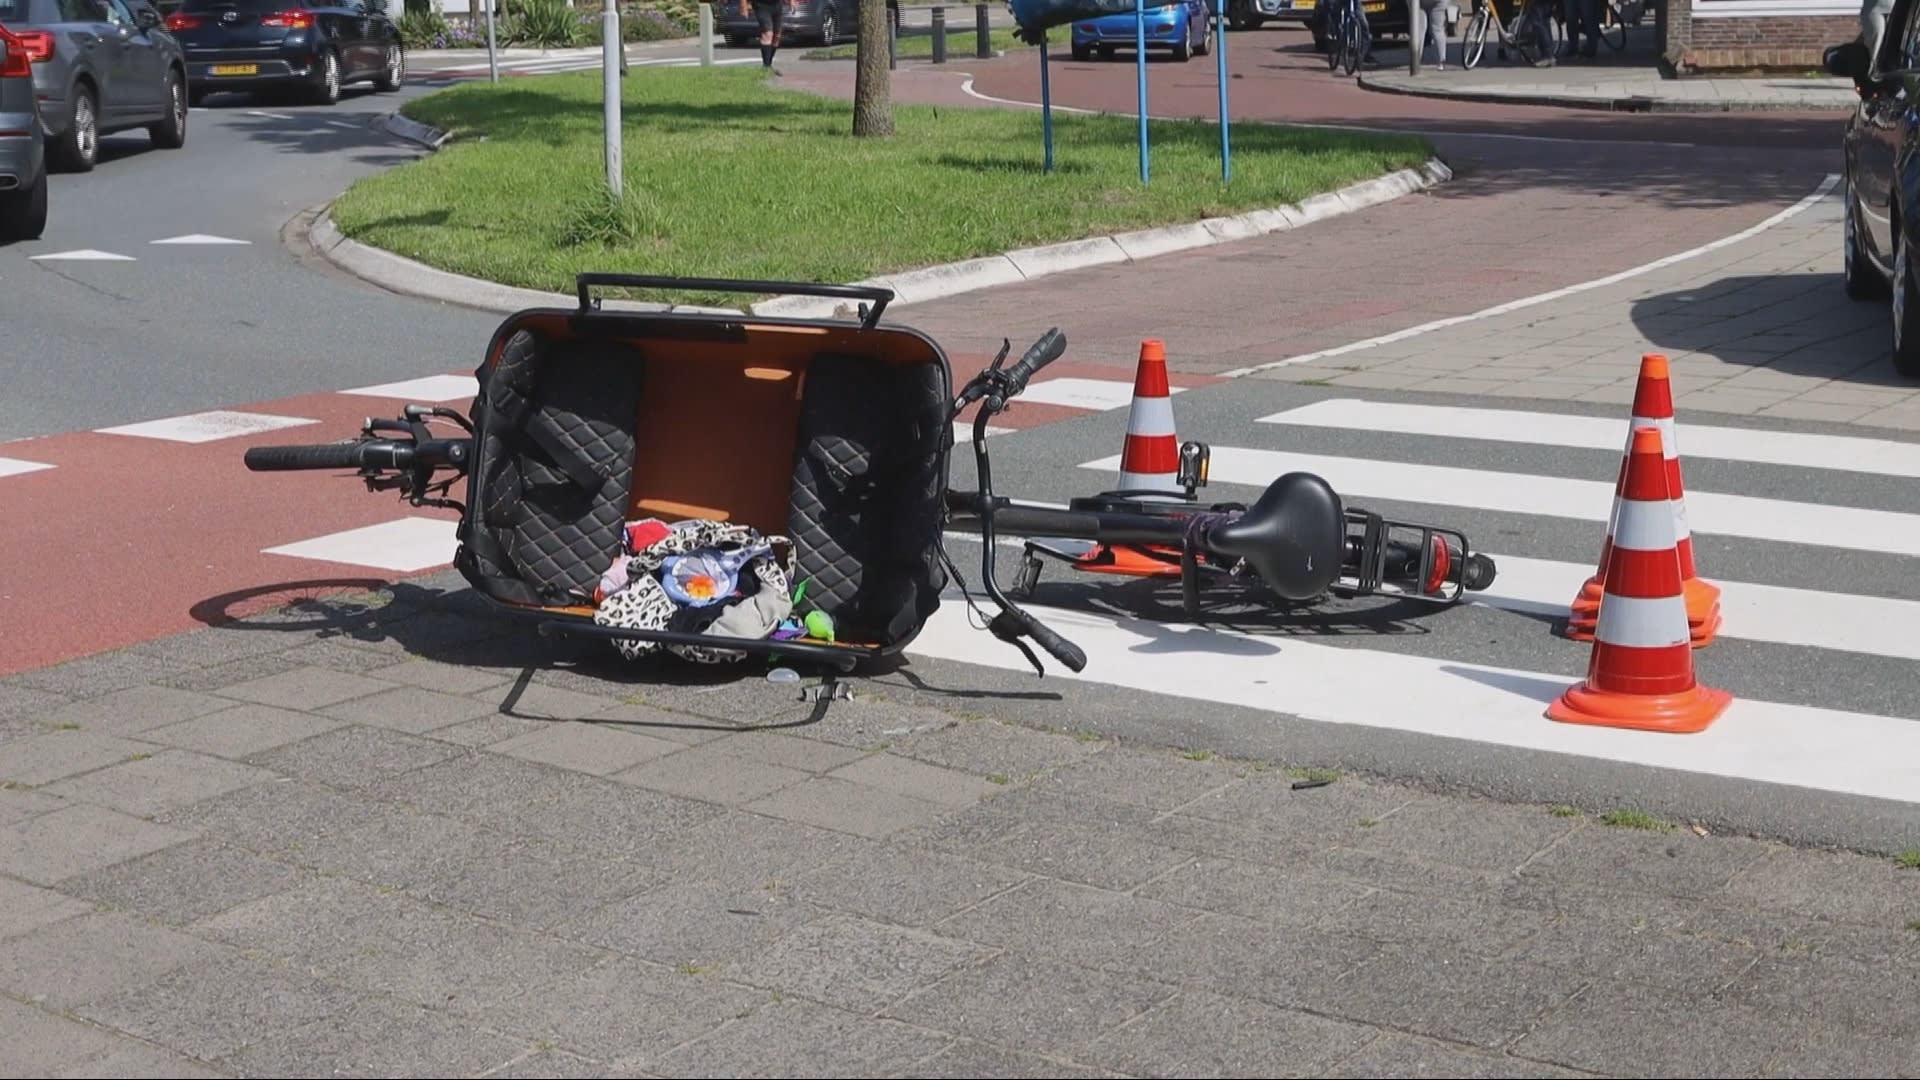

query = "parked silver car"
(0, 18), (48, 241)
(0, 0), (187, 174)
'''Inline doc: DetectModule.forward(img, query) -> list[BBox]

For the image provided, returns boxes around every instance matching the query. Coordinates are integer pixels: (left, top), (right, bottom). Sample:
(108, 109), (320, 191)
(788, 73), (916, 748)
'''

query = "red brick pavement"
(774, 44), (1841, 373)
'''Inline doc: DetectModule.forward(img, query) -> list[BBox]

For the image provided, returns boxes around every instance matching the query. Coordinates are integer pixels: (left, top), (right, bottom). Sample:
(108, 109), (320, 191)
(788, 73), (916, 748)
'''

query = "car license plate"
(210, 64), (257, 75)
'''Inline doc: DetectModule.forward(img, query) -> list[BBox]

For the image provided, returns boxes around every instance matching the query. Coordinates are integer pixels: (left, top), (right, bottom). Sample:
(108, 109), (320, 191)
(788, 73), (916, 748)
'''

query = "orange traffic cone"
(1115, 340), (1182, 495)
(1547, 425), (1732, 735)
(1567, 354), (1722, 646)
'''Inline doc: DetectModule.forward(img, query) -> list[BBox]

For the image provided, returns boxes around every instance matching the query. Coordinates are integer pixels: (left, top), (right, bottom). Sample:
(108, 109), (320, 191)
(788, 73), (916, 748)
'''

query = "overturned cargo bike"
(242, 273), (1497, 677)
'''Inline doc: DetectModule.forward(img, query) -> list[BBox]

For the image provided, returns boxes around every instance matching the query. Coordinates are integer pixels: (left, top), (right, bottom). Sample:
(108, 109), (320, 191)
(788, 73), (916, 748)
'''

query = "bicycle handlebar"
(1001, 327), (1067, 401)
(242, 437), (469, 475)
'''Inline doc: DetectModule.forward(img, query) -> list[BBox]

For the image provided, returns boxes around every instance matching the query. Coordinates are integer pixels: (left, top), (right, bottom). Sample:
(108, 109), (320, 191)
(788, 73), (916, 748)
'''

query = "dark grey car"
(0, 19), (50, 240)
(715, 0), (897, 47)
(2, 0), (187, 174)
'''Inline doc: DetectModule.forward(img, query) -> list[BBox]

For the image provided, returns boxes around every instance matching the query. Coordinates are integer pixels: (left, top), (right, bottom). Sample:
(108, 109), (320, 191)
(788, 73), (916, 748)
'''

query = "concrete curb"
(1354, 70), (1853, 113)
(325, 109), (1454, 319)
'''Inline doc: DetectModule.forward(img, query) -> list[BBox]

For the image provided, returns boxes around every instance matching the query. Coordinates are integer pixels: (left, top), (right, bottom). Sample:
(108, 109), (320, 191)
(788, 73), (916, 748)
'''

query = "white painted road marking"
(245, 109), (296, 119)
(263, 517), (458, 573)
(1017, 377), (1179, 412)
(1218, 173), (1842, 377)
(0, 456), (54, 479)
(151, 233), (252, 246)
(339, 374), (479, 402)
(1089, 445), (1920, 559)
(1259, 398), (1920, 479)
(905, 599), (1920, 807)
(30, 249), (135, 262)
(96, 410), (318, 444)
(1473, 553), (1920, 662)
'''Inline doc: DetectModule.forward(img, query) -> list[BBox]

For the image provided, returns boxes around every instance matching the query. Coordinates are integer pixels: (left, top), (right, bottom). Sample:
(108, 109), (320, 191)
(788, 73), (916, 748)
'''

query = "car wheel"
(375, 41), (404, 92)
(1195, 8), (1212, 52)
(50, 83), (98, 173)
(0, 162), (47, 243)
(1891, 226), (1920, 378)
(310, 48), (341, 105)
(149, 66), (188, 150)
(1844, 177), (1887, 301)
(1072, 42), (1091, 59)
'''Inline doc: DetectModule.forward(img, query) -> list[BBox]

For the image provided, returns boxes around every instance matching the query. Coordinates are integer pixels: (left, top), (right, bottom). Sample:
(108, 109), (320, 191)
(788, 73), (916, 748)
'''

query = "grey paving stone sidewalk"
(1360, 65), (1857, 111)
(1246, 186), (1920, 429)
(2, 582), (1917, 1078)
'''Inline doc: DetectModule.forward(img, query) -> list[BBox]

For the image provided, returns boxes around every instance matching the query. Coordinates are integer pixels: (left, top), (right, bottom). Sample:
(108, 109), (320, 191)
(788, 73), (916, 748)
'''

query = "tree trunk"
(852, 0), (894, 136)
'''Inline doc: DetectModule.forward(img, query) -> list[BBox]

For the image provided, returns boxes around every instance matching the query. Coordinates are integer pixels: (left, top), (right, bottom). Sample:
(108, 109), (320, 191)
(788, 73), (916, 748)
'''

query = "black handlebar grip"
(243, 442), (374, 472)
(1004, 328), (1067, 394)
(1463, 552), (1497, 591)
(1024, 613), (1088, 673)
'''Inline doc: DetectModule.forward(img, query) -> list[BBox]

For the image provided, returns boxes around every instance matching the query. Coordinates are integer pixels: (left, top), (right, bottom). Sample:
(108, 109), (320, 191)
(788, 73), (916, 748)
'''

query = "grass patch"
(804, 26), (1027, 59)
(1549, 804), (1582, 818)
(1896, 849), (1920, 869)
(329, 66), (1431, 307)
(1284, 766), (1340, 783)
(1599, 809), (1674, 832)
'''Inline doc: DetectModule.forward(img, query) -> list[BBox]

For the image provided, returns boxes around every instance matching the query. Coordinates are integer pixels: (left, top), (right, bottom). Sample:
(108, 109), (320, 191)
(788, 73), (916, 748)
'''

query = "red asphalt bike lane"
(0, 352), (1220, 676)
(774, 46), (1845, 368)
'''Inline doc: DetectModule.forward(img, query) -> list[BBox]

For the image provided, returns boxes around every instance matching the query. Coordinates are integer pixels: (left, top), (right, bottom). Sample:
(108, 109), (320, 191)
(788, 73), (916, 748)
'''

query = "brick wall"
(1661, 2), (1859, 72)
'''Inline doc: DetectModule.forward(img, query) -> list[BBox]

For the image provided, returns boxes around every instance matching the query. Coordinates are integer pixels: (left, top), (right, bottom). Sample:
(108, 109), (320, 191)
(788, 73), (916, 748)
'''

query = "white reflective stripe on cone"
(1593, 593), (1693, 649)
(1629, 414), (1679, 461)
(1612, 496), (1678, 553)
(1125, 394), (1177, 438)
(1118, 470), (1183, 491)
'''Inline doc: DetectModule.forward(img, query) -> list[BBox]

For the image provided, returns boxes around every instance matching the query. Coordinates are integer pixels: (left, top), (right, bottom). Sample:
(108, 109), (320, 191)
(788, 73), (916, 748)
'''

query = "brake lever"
(989, 612), (1047, 676)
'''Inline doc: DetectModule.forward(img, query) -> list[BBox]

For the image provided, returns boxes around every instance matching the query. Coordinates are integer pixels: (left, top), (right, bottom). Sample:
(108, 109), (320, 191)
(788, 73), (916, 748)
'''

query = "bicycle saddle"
(1205, 471), (1347, 601)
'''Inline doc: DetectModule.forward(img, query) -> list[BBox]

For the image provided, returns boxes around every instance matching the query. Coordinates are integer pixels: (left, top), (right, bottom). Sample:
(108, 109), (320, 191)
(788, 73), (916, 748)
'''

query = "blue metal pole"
(1135, 0), (1148, 184)
(1040, 33), (1055, 173)
(1215, 2), (1229, 183)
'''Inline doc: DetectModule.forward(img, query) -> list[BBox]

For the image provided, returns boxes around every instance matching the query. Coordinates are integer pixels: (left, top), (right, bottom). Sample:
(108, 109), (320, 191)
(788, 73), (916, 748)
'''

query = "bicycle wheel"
(1341, 14), (1362, 74)
(1461, 7), (1487, 67)
(1325, 9), (1343, 69)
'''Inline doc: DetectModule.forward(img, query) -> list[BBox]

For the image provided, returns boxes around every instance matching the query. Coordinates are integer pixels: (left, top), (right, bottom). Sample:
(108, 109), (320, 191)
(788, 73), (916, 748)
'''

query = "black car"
(1828, 0), (1920, 380)
(163, 0), (401, 105)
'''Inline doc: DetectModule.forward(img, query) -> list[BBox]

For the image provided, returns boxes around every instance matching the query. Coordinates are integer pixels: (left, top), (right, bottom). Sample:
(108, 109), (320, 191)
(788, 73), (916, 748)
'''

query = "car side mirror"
(136, 5), (161, 26)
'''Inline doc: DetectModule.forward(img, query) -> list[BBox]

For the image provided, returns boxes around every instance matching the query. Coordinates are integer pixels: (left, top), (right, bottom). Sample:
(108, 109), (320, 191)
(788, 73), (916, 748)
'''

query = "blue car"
(1070, 0), (1212, 61)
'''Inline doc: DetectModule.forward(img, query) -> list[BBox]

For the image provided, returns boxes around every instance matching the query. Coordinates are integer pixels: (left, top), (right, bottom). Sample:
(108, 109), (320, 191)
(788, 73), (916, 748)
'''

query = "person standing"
(743, 0), (786, 67)
(1416, 0), (1450, 67)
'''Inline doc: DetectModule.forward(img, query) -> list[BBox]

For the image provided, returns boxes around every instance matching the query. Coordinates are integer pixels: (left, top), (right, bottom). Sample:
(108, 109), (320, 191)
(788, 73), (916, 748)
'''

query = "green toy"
(804, 609), (835, 643)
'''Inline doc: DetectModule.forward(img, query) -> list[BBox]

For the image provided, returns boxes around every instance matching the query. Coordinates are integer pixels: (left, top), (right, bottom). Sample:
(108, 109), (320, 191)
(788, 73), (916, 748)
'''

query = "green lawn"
(802, 25), (1027, 59)
(328, 66), (1431, 307)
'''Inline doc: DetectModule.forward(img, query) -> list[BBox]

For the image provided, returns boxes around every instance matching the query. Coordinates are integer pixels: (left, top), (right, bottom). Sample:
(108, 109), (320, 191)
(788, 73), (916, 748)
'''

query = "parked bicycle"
(1459, 0), (1557, 67)
(1323, 0), (1373, 74)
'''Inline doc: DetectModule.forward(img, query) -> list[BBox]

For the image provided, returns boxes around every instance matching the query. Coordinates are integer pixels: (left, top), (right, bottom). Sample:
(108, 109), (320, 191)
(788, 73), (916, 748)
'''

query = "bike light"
(1423, 533), (1451, 594)
(261, 9), (315, 27)
(165, 12), (204, 29)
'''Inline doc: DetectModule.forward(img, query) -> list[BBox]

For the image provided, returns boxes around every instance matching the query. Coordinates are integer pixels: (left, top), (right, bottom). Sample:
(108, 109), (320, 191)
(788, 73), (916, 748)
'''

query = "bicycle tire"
(1461, 9), (1486, 67)
(1341, 14), (1363, 74)
(244, 440), (386, 472)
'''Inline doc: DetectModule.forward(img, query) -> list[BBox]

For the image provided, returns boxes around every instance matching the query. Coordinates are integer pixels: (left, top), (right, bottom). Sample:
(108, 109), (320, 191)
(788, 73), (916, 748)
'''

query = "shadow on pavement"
(1630, 273), (1913, 387)
(197, 91), (428, 169)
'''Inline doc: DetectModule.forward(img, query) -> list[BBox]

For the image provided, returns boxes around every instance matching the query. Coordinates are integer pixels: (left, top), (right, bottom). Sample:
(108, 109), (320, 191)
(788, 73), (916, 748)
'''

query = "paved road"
(0, 80), (498, 443)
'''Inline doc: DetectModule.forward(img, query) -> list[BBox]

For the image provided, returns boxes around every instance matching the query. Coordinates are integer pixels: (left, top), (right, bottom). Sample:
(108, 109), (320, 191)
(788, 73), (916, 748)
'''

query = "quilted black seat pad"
(788, 354), (948, 649)
(462, 328), (643, 607)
